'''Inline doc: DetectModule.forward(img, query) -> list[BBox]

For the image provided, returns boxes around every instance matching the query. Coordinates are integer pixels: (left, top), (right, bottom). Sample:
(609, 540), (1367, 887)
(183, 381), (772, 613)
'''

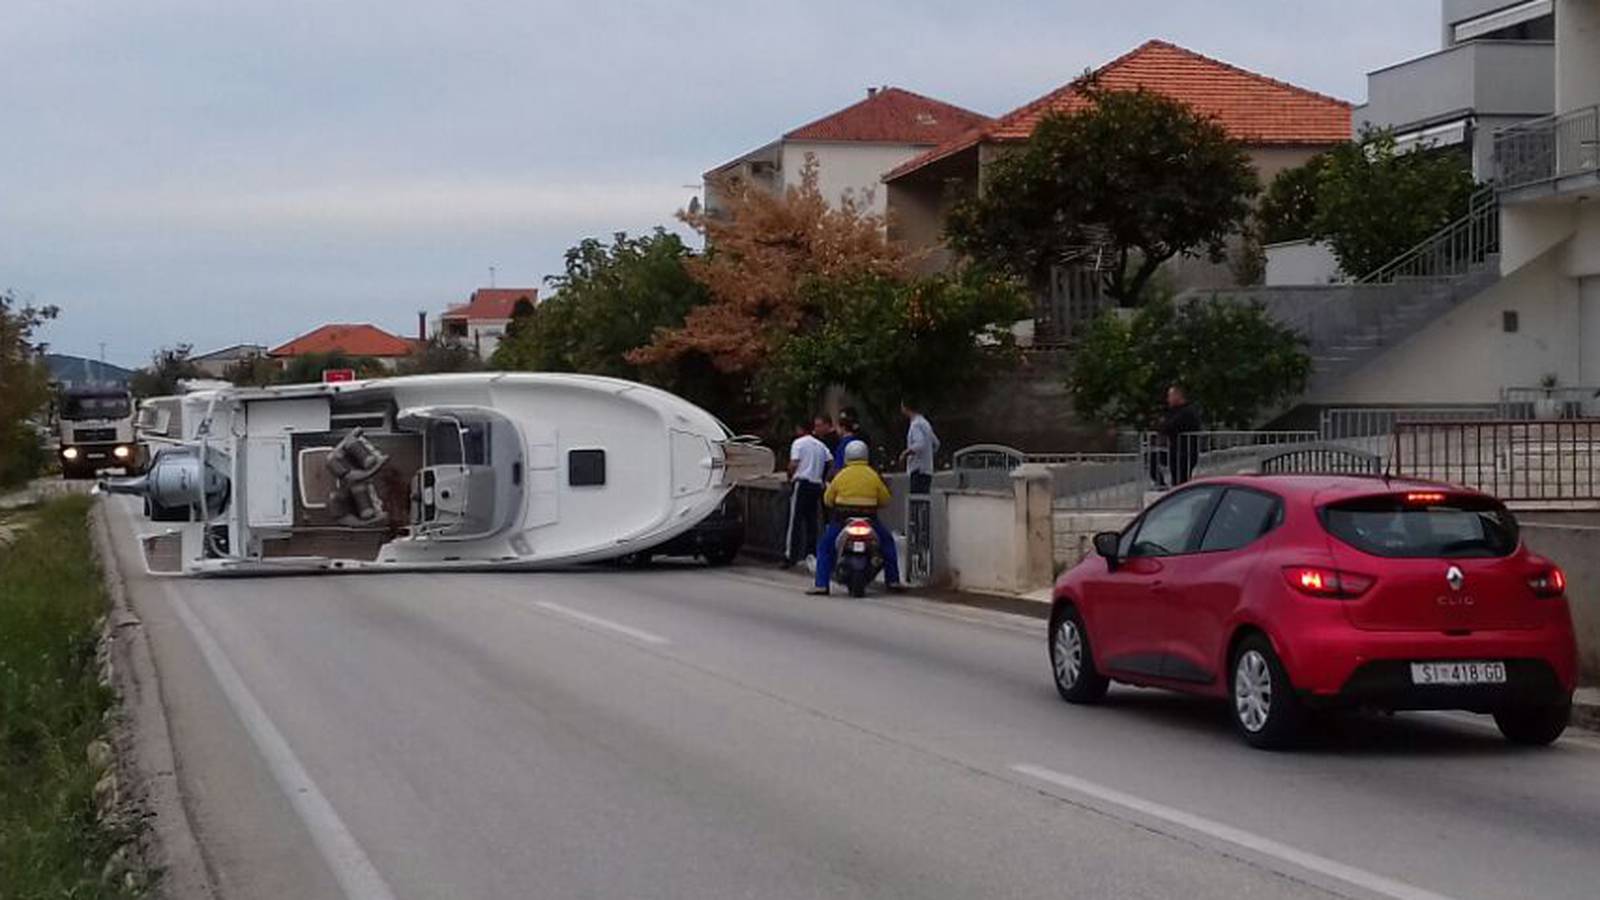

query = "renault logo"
(1446, 565), (1465, 592)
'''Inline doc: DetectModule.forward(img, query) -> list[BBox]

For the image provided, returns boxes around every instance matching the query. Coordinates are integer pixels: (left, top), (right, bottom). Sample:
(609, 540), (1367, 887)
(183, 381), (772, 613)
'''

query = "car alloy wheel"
(1053, 618), (1084, 690)
(1048, 604), (1108, 704)
(1234, 649), (1273, 733)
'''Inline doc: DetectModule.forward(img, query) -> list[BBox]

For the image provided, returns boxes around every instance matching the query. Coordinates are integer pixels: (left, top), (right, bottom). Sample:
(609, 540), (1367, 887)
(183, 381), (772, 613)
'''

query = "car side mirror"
(1093, 531), (1121, 570)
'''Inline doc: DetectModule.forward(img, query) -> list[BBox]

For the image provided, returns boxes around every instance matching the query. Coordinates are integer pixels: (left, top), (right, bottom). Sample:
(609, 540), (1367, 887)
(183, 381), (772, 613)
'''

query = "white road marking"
(167, 593), (399, 900)
(534, 600), (670, 645)
(1011, 763), (1458, 900)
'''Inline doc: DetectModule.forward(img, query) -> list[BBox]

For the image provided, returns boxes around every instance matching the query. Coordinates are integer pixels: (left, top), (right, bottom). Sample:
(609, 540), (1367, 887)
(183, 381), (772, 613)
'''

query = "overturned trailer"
(105, 372), (772, 576)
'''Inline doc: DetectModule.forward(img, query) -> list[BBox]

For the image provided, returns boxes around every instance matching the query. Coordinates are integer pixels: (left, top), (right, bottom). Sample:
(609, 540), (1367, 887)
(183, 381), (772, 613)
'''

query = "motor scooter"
(832, 514), (883, 598)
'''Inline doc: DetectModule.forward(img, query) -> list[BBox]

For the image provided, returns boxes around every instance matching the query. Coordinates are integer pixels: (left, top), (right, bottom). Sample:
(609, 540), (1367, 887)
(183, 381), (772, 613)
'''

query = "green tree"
(1311, 130), (1476, 278)
(946, 83), (1259, 307)
(493, 230), (739, 414)
(129, 344), (201, 398)
(1256, 153), (1326, 245)
(1068, 294), (1311, 429)
(0, 291), (59, 487)
(763, 269), (1031, 441)
(222, 353), (280, 386)
(274, 352), (386, 385)
(398, 335), (484, 375)
(495, 230), (708, 377)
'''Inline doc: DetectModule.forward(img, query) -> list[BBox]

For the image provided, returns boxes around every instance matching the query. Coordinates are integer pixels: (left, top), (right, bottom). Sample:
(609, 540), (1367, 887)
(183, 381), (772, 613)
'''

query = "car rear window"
(1320, 493), (1518, 558)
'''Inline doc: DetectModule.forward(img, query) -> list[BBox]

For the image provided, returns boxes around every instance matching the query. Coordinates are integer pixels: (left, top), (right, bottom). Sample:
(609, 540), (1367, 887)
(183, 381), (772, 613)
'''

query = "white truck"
(56, 385), (146, 479)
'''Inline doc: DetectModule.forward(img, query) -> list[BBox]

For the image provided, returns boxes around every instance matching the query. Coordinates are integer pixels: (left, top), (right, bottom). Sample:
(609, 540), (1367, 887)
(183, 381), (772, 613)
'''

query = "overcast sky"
(3, 1), (1441, 366)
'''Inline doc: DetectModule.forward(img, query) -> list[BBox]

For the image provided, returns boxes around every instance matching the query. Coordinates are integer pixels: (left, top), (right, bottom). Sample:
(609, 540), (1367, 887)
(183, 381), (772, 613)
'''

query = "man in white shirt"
(899, 399), (940, 494)
(783, 421), (832, 569)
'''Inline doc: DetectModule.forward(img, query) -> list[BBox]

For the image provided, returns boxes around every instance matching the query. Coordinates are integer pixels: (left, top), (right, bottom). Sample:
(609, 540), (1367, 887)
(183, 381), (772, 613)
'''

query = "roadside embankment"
(0, 495), (149, 897)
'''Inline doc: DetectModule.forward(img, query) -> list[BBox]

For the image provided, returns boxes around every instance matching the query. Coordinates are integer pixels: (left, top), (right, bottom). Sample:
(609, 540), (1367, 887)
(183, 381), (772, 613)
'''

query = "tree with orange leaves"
(629, 156), (910, 381)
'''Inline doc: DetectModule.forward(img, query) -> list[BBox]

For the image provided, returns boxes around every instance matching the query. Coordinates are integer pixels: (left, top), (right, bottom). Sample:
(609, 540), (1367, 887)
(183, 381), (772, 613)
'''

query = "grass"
(0, 495), (144, 898)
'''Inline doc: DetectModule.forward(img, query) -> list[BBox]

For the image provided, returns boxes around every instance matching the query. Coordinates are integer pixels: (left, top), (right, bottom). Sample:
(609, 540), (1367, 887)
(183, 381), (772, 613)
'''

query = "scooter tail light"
(844, 521), (874, 538)
(1283, 566), (1374, 599)
(1528, 567), (1566, 598)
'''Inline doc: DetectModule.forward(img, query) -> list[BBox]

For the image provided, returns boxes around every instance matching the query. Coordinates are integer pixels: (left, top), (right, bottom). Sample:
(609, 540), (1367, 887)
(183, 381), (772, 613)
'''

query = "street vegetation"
(1257, 127), (1477, 278)
(0, 291), (58, 488)
(945, 80), (1260, 307)
(494, 159), (1028, 438)
(0, 495), (145, 898)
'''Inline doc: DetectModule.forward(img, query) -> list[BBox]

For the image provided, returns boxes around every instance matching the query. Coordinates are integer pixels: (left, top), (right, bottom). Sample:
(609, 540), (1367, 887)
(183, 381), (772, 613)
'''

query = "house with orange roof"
(882, 40), (1352, 330)
(436, 288), (538, 360)
(703, 86), (990, 221)
(269, 323), (419, 371)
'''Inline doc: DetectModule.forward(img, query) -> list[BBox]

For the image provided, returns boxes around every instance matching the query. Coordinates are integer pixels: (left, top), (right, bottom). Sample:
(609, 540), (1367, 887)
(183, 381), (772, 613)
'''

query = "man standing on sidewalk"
(899, 399), (940, 494)
(782, 421), (830, 569)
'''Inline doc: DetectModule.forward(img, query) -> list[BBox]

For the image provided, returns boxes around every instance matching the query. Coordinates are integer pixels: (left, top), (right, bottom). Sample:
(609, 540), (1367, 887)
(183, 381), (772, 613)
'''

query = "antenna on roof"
(488, 265), (496, 288)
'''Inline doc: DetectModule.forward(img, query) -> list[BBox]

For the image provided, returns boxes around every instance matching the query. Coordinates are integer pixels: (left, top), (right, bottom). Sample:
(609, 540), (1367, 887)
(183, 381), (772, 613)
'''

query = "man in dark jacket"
(1155, 384), (1204, 486)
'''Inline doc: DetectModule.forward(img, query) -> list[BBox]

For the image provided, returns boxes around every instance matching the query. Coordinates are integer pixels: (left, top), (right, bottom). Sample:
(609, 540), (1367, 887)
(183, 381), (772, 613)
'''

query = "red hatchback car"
(1048, 474), (1578, 749)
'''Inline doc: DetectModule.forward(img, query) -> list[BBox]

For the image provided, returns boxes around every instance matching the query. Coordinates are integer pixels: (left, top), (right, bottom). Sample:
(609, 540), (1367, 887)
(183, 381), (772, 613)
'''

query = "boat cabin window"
(425, 418), (491, 466)
(569, 449), (606, 486)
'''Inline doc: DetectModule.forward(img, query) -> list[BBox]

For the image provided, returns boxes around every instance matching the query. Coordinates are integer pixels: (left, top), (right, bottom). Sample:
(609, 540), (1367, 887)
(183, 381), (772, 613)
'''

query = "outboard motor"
(101, 446), (231, 520)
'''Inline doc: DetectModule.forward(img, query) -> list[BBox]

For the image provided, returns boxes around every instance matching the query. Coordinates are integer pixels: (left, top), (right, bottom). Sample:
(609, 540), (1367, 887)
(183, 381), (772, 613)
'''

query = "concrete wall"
(780, 141), (925, 218)
(1322, 244), (1584, 403)
(1517, 520), (1600, 683)
(1556, 0), (1600, 113)
(1052, 509), (1136, 571)
(1264, 239), (1340, 286)
(942, 466), (1054, 594)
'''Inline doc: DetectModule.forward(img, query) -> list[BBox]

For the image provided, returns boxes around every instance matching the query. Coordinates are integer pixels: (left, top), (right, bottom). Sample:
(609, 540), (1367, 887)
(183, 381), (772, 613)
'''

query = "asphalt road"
(105, 496), (1600, 900)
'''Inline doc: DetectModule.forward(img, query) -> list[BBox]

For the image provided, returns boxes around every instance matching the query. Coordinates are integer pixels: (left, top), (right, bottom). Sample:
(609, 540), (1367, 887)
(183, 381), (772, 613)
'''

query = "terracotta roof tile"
(442, 288), (539, 321)
(268, 323), (417, 358)
(885, 40), (1352, 182)
(781, 87), (991, 144)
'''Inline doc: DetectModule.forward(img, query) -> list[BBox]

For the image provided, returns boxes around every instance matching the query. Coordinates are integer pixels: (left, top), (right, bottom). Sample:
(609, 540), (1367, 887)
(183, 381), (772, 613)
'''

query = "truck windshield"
(61, 394), (132, 420)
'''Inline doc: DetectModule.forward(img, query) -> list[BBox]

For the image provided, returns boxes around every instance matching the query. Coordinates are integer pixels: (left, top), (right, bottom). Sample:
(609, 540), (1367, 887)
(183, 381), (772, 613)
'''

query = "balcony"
(1493, 104), (1600, 195)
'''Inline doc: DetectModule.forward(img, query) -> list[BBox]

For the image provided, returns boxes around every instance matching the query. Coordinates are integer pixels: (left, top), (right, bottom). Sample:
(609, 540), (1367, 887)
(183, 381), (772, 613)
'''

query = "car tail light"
(1404, 491), (1448, 505)
(1282, 566), (1374, 599)
(845, 520), (874, 538)
(1528, 567), (1566, 598)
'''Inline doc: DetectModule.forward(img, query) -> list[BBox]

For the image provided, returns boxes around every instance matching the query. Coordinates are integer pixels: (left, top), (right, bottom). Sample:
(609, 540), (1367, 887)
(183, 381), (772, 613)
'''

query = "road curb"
(1573, 689), (1600, 732)
(91, 500), (218, 900)
(731, 557), (1052, 621)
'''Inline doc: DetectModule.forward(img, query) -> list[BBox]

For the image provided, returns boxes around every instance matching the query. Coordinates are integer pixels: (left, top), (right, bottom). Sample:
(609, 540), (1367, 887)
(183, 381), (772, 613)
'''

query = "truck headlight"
(113, 445), (131, 459)
(62, 446), (80, 460)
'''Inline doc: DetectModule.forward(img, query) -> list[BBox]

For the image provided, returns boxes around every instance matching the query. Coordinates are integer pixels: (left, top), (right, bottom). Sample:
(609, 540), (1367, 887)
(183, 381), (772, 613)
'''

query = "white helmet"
(844, 440), (869, 463)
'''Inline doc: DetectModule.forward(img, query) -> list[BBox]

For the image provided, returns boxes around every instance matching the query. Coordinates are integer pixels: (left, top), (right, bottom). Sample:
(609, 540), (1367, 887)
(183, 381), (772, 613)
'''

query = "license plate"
(851, 541), (867, 553)
(1409, 661), (1507, 686)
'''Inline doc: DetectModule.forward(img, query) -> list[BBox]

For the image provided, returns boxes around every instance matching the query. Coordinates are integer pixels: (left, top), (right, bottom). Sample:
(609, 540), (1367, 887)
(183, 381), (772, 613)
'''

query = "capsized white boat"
(104, 372), (773, 576)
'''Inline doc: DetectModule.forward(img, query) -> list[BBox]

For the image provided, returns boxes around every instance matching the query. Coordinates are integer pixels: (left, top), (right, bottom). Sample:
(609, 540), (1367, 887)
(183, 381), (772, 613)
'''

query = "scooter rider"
(807, 440), (904, 595)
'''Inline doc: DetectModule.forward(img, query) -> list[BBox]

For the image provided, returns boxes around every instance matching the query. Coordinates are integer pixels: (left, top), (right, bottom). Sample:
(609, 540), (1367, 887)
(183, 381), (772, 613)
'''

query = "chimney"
(418, 310), (427, 342)
(867, 86), (878, 98)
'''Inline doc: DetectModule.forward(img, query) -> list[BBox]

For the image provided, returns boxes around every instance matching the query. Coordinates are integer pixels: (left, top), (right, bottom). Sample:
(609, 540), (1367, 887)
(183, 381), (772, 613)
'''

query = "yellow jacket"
(824, 460), (891, 509)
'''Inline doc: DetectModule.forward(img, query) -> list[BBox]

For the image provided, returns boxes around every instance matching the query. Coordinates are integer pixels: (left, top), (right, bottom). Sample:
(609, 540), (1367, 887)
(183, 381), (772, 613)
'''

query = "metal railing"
(1320, 406), (1501, 443)
(1390, 420), (1600, 502)
(1494, 105), (1600, 192)
(1499, 385), (1600, 420)
(1358, 185), (1499, 284)
(1049, 454), (1147, 510)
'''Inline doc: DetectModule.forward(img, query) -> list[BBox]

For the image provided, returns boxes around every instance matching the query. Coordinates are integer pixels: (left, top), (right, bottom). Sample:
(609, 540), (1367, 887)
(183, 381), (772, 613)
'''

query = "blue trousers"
(815, 515), (900, 588)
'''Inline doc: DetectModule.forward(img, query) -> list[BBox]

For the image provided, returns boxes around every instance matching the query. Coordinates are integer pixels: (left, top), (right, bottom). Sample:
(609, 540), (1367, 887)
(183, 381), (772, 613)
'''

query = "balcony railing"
(1493, 105), (1600, 192)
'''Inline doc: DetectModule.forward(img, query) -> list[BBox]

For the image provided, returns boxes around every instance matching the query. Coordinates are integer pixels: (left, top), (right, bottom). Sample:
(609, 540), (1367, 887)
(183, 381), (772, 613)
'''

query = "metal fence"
(1048, 454), (1147, 510)
(1494, 104), (1600, 192)
(1390, 420), (1600, 502)
(1499, 386), (1600, 420)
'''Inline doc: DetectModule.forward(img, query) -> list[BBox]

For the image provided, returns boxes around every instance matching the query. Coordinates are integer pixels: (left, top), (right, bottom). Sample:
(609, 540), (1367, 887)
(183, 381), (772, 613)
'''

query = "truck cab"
(57, 385), (145, 479)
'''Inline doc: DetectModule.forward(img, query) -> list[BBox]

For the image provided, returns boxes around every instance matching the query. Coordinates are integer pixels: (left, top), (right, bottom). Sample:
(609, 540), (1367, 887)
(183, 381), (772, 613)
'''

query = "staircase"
(1222, 186), (1503, 397)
